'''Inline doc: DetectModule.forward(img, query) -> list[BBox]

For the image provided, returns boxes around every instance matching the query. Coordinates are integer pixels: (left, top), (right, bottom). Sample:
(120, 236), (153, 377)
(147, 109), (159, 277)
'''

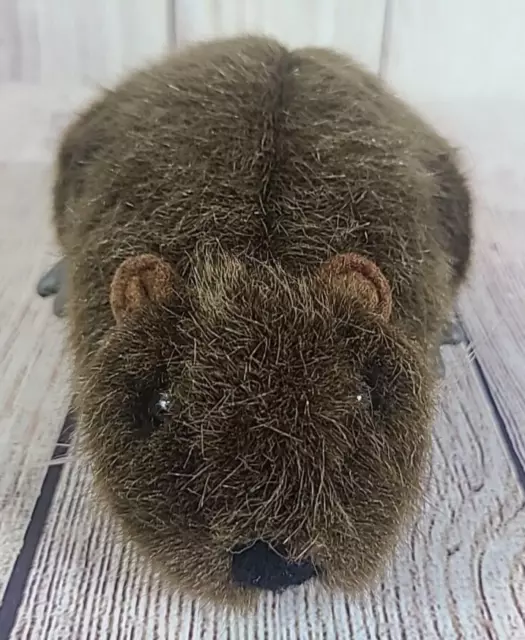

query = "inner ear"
(110, 253), (178, 324)
(318, 253), (393, 321)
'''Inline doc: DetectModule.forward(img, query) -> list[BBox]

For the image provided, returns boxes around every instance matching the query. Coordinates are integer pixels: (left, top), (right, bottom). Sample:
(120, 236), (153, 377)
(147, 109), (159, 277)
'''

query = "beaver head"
(77, 246), (434, 610)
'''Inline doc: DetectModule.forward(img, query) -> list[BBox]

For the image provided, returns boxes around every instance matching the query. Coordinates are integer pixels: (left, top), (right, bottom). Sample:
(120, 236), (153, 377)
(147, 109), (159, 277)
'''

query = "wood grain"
(434, 99), (525, 478)
(0, 84), (95, 163)
(173, 0), (388, 72)
(0, 84), (95, 606)
(384, 98), (525, 479)
(0, 157), (70, 603)
(383, 0), (525, 102)
(0, 0), (170, 86)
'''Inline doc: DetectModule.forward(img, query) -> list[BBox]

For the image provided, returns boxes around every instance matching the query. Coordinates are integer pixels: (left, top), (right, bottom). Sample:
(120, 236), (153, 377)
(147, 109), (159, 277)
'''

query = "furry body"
(48, 36), (473, 609)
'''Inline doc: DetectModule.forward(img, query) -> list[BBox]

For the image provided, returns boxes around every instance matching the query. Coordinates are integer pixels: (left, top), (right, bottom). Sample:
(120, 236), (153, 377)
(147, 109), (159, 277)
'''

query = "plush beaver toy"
(36, 35), (472, 611)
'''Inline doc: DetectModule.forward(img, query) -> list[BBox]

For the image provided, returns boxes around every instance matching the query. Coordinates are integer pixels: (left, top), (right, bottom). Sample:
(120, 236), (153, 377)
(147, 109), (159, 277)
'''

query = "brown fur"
(49, 35), (473, 610)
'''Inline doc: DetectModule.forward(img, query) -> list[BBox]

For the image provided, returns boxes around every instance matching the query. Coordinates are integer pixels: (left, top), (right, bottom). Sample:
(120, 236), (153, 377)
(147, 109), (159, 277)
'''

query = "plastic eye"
(149, 391), (174, 427)
(363, 364), (382, 411)
(156, 392), (172, 413)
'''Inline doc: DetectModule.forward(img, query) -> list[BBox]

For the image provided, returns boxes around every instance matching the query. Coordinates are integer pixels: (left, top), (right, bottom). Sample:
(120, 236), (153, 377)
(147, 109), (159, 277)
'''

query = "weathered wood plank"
(173, 0), (387, 72)
(0, 84), (96, 608)
(460, 228), (525, 482)
(447, 101), (525, 478)
(0, 159), (71, 605)
(0, 0), (170, 86)
(393, 98), (525, 479)
(0, 84), (95, 163)
(383, 0), (525, 102)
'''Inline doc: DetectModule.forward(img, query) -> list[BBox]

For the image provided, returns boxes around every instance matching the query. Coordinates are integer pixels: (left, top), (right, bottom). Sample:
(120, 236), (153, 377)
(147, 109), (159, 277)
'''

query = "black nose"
(231, 540), (317, 592)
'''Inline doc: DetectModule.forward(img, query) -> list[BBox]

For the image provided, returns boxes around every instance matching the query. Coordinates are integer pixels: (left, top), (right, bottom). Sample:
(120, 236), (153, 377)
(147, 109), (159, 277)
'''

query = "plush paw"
(37, 258), (66, 297)
(441, 317), (465, 347)
(437, 316), (466, 378)
(37, 258), (68, 318)
(52, 283), (68, 317)
(436, 349), (446, 379)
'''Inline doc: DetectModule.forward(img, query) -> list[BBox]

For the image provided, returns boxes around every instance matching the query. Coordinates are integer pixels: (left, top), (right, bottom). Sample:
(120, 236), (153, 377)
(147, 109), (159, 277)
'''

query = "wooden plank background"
(0, 0), (170, 85)
(0, 1), (524, 638)
(173, 0), (387, 72)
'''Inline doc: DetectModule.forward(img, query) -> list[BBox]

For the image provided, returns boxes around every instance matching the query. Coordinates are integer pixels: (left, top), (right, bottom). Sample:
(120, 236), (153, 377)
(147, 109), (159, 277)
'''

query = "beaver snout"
(231, 540), (319, 592)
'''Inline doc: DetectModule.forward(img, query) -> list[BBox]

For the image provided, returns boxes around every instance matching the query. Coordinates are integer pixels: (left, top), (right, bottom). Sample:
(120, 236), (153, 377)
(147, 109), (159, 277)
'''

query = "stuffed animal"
(36, 35), (472, 611)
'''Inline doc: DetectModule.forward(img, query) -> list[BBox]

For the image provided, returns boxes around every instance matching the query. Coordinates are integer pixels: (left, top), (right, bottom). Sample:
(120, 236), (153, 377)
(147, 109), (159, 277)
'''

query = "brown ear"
(110, 253), (177, 324)
(318, 253), (392, 322)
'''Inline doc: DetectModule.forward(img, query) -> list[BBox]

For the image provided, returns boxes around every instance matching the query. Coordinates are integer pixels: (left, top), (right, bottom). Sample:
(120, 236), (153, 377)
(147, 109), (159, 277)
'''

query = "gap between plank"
(460, 319), (525, 492)
(0, 411), (75, 640)
(378, 0), (393, 78)
(166, 0), (177, 50)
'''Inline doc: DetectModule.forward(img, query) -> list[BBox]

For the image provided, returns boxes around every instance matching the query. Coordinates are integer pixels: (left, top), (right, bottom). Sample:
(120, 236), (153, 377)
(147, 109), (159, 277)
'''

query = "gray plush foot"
(37, 258), (68, 318)
(441, 318), (465, 346)
(37, 258), (66, 298)
(52, 281), (68, 317)
(437, 317), (465, 379)
(437, 349), (446, 379)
